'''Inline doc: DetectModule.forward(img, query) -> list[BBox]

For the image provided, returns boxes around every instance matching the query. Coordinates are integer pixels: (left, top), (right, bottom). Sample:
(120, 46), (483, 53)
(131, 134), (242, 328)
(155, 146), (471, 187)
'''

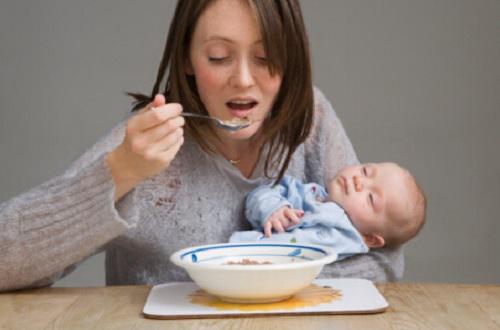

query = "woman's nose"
(230, 59), (255, 88)
(353, 175), (363, 192)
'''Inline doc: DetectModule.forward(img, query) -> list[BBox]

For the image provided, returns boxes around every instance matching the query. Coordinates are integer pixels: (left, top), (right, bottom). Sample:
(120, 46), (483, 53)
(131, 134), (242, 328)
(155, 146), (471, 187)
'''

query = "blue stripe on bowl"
(288, 248), (302, 257)
(179, 243), (327, 260)
(187, 253), (314, 263)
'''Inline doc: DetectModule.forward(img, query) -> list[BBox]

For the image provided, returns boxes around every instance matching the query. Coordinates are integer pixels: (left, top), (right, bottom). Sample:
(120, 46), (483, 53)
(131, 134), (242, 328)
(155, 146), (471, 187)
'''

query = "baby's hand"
(263, 206), (304, 237)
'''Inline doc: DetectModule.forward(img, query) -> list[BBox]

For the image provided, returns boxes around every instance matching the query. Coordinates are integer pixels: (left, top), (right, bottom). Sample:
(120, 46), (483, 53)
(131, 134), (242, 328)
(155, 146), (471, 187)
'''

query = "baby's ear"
(363, 234), (385, 248)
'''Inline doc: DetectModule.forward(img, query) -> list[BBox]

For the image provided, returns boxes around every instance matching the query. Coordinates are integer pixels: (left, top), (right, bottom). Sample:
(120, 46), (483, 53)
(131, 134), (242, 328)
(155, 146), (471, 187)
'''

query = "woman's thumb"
(152, 94), (166, 107)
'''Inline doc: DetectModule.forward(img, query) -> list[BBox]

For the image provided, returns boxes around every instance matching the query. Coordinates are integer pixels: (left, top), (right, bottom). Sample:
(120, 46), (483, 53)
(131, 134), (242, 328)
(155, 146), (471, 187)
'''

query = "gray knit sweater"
(0, 88), (403, 291)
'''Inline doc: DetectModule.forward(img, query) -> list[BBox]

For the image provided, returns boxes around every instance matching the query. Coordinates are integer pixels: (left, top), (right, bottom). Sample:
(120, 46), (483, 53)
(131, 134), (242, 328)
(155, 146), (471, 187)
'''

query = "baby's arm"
(263, 207), (304, 237)
(245, 176), (309, 229)
(245, 183), (291, 229)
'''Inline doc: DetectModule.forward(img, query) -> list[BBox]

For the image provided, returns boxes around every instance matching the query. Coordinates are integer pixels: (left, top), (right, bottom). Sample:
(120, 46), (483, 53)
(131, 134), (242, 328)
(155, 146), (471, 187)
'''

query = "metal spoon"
(181, 112), (251, 132)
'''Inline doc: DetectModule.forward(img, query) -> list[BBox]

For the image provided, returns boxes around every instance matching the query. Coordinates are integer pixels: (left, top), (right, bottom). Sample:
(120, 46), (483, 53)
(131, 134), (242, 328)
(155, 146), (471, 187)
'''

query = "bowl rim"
(170, 242), (338, 271)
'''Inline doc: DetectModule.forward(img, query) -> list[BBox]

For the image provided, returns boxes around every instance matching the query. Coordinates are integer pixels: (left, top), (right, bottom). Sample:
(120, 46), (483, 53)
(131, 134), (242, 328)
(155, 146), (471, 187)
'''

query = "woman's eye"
(369, 193), (374, 207)
(256, 56), (268, 63)
(362, 167), (367, 176)
(208, 57), (227, 63)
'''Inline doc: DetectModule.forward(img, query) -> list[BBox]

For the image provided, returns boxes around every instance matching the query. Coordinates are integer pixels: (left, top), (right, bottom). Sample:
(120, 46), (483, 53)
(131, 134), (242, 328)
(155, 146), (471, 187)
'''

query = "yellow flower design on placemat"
(189, 284), (342, 311)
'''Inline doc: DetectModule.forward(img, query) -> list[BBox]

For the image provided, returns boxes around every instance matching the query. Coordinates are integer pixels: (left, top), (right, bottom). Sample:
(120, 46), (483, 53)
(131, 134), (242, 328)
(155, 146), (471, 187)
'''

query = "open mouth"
(226, 100), (258, 111)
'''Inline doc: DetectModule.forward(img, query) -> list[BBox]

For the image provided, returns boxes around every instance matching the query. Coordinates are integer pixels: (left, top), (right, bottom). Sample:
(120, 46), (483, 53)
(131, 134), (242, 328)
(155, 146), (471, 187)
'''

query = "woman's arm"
(319, 247), (404, 282)
(0, 96), (185, 292)
(305, 87), (404, 282)
(0, 122), (137, 292)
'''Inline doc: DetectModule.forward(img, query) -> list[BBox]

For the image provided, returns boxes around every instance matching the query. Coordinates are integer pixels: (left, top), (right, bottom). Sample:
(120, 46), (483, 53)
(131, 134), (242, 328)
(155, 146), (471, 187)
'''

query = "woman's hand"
(106, 94), (185, 201)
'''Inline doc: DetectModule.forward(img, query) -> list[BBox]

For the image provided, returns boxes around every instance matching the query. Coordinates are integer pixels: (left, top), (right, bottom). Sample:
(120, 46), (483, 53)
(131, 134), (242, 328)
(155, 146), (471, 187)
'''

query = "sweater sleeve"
(305, 87), (404, 282)
(245, 180), (292, 229)
(0, 120), (139, 292)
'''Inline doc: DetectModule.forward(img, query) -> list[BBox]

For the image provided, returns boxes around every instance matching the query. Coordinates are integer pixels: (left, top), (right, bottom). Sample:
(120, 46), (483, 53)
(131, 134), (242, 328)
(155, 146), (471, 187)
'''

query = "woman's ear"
(362, 234), (385, 248)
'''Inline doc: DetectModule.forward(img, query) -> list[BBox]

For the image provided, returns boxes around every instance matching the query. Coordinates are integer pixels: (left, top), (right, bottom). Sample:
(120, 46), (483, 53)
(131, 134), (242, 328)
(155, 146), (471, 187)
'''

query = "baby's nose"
(353, 175), (363, 192)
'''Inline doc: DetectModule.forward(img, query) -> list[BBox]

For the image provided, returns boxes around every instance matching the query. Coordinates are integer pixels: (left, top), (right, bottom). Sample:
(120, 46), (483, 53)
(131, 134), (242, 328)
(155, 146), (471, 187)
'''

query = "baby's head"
(327, 162), (426, 249)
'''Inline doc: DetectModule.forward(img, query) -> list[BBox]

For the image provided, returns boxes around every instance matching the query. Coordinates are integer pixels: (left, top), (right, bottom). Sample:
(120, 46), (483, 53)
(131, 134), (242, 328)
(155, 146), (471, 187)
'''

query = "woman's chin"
(219, 126), (260, 141)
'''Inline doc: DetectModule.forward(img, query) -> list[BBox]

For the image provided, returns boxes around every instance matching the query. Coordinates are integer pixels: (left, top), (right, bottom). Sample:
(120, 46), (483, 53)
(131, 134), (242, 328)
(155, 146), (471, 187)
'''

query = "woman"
(0, 0), (403, 291)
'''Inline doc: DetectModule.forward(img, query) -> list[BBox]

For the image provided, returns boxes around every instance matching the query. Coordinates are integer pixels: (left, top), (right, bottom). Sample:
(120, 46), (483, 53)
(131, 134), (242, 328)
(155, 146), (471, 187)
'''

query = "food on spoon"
(220, 117), (251, 127)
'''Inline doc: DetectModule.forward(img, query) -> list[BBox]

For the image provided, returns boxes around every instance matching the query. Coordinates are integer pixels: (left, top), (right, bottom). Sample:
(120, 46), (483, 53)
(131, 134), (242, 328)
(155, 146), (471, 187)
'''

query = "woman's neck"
(215, 136), (263, 178)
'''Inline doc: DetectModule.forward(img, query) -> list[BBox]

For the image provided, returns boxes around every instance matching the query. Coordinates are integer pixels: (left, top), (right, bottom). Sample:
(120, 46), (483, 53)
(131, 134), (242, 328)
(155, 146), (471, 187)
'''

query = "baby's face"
(327, 162), (410, 234)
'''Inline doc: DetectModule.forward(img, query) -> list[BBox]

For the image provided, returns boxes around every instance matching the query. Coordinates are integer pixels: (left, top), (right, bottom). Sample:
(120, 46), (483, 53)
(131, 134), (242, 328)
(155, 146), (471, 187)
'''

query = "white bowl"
(170, 242), (337, 303)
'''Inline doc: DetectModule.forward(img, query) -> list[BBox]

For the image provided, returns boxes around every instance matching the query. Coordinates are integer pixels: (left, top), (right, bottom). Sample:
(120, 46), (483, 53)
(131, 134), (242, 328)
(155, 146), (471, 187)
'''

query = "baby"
(230, 162), (426, 260)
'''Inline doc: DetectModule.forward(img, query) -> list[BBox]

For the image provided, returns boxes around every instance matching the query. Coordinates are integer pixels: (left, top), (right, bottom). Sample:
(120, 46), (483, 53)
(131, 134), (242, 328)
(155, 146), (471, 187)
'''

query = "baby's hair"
(383, 168), (427, 249)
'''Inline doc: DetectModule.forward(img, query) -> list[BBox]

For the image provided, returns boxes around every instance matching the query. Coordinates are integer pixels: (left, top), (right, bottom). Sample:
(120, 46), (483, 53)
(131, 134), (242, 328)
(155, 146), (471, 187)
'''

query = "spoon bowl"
(181, 112), (251, 131)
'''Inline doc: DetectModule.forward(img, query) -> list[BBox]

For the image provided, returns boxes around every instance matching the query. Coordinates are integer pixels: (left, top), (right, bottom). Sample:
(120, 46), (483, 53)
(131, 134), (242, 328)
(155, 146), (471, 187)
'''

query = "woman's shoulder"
(312, 86), (342, 130)
(313, 86), (329, 110)
(296, 86), (358, 184)
(309, 86), (343, 143)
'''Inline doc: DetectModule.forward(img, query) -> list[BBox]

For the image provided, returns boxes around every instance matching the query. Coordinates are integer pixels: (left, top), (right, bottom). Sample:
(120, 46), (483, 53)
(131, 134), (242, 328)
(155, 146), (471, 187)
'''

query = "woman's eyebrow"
(203, 36), (234, 44)
(203, 35), (263, 45)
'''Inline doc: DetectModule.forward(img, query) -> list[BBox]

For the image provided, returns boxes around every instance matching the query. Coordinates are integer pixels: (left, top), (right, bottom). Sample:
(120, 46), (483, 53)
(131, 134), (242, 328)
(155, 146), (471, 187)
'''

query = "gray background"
(0, 0), (498, 286)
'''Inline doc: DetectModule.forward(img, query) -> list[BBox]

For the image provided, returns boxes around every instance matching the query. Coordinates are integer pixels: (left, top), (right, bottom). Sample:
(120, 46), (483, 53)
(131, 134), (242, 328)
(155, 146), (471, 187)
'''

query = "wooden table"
(1, 283), (499, 329)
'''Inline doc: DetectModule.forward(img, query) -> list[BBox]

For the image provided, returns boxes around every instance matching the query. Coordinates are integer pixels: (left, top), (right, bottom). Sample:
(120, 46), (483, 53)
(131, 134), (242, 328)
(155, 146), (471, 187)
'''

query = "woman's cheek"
(267, 74), (282, 92)
(195, 66), (225, 95)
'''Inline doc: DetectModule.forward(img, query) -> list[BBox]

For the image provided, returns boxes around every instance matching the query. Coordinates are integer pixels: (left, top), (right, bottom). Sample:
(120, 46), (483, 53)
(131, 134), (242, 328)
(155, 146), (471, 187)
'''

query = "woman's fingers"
(127, 119), (184, 159)
(152, 94), (166, 107)
(147, 127), (184, 157)
(142, 115), (185, 144)
(130, 102), (183, 133)
(157, 132), (184, 164)
(138, 94), (166, 114)
(127, 94), (182, 134)
(124, 93), (185, 163)
(108, 94), (187, 201)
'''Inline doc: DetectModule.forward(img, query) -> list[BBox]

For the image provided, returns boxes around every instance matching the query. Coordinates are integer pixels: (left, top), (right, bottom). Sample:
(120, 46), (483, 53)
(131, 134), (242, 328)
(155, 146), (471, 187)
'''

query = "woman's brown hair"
(128, 0), (313, 182)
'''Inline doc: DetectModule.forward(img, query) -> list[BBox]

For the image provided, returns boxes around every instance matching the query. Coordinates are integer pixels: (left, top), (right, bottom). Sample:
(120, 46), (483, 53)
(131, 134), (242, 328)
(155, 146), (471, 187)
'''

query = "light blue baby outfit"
(229, 175), (369, 260)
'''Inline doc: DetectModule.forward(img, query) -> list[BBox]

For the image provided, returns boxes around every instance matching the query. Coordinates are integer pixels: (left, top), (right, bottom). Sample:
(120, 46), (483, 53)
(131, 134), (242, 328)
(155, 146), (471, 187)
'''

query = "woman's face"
(188, 0), (282, 140)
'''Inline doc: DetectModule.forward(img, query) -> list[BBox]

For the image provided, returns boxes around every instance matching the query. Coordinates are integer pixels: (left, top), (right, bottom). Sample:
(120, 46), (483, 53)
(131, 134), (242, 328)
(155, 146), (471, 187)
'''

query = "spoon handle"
(180, 112), (212, 120)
